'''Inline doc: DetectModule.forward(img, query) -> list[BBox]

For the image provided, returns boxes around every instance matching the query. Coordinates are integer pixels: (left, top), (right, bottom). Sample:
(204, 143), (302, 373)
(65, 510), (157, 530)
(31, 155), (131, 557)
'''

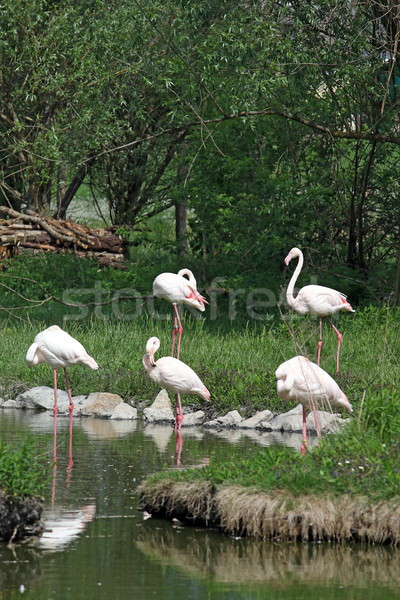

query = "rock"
(269, 405), (350, 436)
(181, 410), (205, 427)
(269, 404), (304, 433)
(143, 390), (175, 423)
(0, 398), (4, 406)
(203, 410), (243, 428)
(238, 409), (274, 429)
(78, 392), (124, 418)
(71, 395), (88, 408)
(110, 403), (138, 420)
(306, 410), (348, 435)
(2, 399), (17, 409)
(15, 386), (69, 412)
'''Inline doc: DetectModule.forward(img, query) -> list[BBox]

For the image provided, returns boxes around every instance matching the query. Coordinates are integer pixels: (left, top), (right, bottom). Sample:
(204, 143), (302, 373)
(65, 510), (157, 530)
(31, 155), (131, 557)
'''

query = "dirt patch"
(138, 480), (400, 545)
(0, 491), (44, 543)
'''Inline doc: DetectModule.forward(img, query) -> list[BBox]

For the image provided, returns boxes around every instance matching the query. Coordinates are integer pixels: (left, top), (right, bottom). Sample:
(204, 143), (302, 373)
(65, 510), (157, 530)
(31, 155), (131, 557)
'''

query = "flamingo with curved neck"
(285, 247), (354, 372)
(143, 336), (210, 433)
(153, 268), (208, 359)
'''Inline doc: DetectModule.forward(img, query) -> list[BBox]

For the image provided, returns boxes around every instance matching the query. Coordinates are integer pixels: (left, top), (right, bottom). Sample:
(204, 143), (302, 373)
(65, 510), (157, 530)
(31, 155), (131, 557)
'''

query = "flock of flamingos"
(25, 246), (354, 459)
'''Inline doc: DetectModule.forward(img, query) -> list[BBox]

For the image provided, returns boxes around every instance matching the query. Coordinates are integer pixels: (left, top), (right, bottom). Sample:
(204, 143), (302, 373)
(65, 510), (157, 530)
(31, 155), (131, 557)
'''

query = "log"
(18, 241), (58, 251)
(0, 206), (125, 268)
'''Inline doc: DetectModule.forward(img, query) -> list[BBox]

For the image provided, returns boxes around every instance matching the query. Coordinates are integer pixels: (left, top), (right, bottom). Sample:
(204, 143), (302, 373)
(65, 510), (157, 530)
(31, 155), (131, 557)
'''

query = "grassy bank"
(0, 306), (399, 417)
(0, 441), (47, 542)
(0, 440), (48, 498)
(138, 412), (400, 543)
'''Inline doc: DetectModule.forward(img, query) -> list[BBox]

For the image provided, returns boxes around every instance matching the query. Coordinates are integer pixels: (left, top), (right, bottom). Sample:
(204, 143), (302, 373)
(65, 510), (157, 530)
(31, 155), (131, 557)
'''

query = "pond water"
(0, 409), (399, 600)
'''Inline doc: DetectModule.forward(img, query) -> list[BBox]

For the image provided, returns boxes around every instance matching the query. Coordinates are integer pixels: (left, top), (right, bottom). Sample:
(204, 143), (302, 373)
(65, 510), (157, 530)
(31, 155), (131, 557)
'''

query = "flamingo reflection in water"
(38, 503), (96, 552)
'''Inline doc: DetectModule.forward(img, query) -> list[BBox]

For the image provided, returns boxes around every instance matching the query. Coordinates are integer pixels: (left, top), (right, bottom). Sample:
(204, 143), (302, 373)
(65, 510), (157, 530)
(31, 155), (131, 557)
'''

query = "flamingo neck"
(178, 268), (196, 287)
(286, 251), (303, 308)
(143, 353), (155, 372)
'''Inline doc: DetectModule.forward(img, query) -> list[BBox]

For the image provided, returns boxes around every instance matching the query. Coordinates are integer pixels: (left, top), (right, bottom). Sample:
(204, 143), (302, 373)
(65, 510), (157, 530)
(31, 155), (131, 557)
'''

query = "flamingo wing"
(154, 357), (209, 399)
(153, 272), (207, 310)
(297, 285), (353, 316)
(34, 327), (98, 369)
(276, 356), (351, 411)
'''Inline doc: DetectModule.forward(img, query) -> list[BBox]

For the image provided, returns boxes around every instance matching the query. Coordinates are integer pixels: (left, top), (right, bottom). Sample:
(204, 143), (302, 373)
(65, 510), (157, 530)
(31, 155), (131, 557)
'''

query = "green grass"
(0, 440), (49, 498)
(144, 404), (400, 502)
(0, 306), (399, 420)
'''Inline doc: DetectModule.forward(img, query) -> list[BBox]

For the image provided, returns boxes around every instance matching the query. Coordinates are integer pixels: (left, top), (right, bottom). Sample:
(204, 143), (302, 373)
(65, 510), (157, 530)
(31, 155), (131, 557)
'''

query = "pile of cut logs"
(0, 206), (126, 268)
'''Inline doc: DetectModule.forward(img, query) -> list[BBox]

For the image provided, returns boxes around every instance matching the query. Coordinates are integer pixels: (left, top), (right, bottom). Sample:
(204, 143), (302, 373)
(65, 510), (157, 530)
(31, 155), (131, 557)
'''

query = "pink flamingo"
(26, 325), (98, 463)
(275, 355), (352, 455)
(143, 336), (210, 433)
(153, 269), (207, 359)
(285, 247), (354, 372)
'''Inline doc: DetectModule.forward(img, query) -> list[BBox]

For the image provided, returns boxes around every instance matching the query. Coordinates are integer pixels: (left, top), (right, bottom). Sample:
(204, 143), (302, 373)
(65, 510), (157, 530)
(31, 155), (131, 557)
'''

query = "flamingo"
(275, 355), (352, 455)
(143, 336), (210, 433)
(284, 247), (354, 372)
(26, 325), (99, 463)
(153, 269), (207, 359)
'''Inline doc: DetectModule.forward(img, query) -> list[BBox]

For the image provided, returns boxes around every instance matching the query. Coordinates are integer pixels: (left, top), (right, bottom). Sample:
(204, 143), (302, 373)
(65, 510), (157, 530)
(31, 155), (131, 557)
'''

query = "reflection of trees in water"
(0, 546), (42, 598)
(136, 523), (400, 588)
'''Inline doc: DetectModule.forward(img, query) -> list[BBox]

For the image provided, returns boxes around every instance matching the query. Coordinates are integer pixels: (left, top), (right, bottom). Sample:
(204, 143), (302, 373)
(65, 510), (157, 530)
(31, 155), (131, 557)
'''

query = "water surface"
(0, 409), (399, 600)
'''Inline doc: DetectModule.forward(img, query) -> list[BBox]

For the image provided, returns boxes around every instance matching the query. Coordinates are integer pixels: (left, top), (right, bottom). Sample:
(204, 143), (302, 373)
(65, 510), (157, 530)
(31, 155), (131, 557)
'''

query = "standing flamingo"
(284, 247), (354, 372)
(153, 269), (207, 359)
(26, 325), (99, 463)
(143, 336), (210, 433)
(275, 355), (352, 455)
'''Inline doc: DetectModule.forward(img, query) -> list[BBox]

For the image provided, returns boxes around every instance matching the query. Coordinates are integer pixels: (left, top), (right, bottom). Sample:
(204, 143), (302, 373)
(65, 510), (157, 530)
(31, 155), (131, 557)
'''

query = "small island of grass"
(139, 388), (400, 545)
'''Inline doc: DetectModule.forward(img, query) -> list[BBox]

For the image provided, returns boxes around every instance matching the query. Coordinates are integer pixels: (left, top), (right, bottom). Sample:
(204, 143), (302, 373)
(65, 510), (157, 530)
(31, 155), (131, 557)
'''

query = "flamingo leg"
(171, 305), (178, 357)
(174, 393), (184, 433)
(326, 317), (342, 373)
(301, 405), (307, 455)
(175, 431), (183, 467)
(317, 317), (323, 366)
(63, 368), (74, 468)
(51, 463), (57, 506)
(63, 367), (74, 414)
(53, 368), (58, 463)
(172, 304), (183, 359)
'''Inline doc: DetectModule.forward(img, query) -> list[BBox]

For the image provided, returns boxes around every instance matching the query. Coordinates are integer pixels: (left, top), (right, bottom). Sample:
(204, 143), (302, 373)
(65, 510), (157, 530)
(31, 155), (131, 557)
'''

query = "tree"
(1, 0), (400, 298)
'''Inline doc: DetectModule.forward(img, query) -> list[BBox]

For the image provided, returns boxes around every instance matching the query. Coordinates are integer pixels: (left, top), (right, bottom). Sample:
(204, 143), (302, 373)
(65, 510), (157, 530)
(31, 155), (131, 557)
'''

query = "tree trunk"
(346, 145), (359, 267)
(53, 157), (96, 219)
(357, 142), (376, 271)
(175, 198), (189, 257)
(57, 163), (68, 216)
(175, 140), (189, 257)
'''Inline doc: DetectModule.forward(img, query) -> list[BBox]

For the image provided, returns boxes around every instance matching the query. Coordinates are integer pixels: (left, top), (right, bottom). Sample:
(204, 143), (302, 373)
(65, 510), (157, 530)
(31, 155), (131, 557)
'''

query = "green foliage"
(0, 441), (49, 499)
(360, 388), (400, 442)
